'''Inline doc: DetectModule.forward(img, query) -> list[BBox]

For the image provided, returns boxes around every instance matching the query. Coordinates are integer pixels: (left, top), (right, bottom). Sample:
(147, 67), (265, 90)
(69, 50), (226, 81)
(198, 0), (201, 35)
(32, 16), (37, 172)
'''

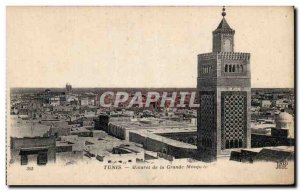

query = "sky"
(7, 6), (294, 88)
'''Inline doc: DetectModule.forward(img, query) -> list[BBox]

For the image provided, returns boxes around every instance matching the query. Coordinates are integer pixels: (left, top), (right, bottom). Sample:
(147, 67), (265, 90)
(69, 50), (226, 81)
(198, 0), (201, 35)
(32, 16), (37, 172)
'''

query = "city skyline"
(7, 7), (294, 88)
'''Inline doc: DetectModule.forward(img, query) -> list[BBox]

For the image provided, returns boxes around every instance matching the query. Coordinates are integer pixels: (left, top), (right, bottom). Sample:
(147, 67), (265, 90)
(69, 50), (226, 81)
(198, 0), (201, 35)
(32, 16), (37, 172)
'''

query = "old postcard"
(6, 6), (295, 185)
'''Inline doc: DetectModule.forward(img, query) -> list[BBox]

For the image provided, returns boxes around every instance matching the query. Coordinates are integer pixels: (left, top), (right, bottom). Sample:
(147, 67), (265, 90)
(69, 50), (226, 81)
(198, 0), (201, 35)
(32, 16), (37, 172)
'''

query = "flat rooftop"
(243, 146), (294, 153)
(130, 130), (197, 150)
(109, 118), (196, 131)
(150, 127), (196, 134)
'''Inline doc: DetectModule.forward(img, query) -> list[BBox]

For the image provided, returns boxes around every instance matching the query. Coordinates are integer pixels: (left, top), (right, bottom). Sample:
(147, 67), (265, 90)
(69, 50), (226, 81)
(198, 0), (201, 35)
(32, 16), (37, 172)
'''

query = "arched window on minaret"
(226, 140), (229, 149)
(239, 139), (243, 147)
(225, 64), (228, 72)
(229, 65), (232, 72)
(230, 140), (234, 148)
(232, 65), (235, 72)
(234, 139), (239, 148)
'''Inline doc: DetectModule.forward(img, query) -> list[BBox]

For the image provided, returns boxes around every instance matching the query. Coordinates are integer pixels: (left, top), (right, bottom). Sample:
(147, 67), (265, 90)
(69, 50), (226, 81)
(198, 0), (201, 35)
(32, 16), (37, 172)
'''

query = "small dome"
(275, 112), (293, 125)
(275, 111), (294, 138)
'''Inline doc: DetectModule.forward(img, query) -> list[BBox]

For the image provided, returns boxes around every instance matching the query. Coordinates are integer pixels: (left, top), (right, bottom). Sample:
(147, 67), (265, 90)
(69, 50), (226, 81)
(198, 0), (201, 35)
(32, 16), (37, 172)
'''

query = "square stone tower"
(197, 7), (251, 160)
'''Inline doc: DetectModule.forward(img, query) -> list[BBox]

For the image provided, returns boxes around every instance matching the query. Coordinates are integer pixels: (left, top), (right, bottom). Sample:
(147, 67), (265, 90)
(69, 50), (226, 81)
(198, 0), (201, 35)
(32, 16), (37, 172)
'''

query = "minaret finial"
(222, 6), (226, 17)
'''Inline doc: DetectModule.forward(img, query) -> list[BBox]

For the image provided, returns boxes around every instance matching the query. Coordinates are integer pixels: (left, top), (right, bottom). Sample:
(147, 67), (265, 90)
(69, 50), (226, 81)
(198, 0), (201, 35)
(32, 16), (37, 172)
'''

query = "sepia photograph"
(6, 6), (295, 185)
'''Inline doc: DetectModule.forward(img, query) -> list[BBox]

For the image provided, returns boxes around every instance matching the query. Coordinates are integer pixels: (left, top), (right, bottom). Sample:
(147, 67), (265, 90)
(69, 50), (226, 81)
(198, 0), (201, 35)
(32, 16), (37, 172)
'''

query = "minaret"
(197, 7), (251, 161)
(212, 6), (235, 52)
(66, 83), (72, 93)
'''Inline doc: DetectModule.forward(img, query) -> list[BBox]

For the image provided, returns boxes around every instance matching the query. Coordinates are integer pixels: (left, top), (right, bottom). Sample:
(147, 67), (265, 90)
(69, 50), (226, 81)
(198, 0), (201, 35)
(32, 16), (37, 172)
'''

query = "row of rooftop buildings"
(9, 85), (295, 166)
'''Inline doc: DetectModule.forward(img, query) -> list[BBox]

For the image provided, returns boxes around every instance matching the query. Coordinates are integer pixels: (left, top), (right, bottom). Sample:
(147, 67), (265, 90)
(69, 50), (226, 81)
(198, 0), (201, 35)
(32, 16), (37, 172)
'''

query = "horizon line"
(9, 86), (294, 89)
